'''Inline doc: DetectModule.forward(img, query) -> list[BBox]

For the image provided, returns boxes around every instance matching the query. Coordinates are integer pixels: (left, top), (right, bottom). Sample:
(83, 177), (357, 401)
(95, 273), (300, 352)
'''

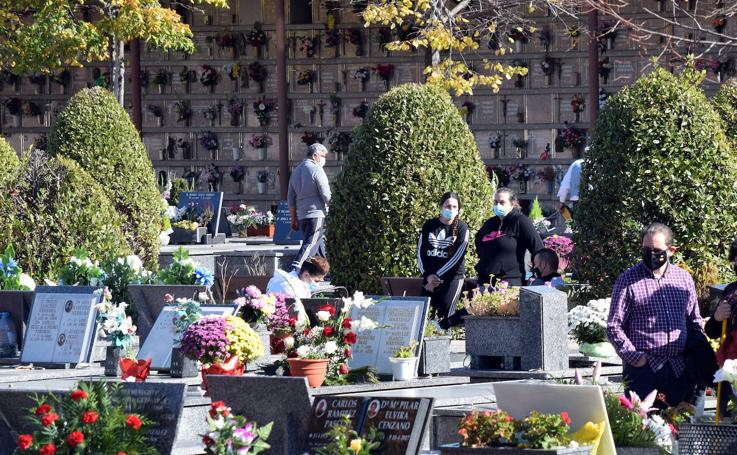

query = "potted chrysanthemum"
(180, 315), (264, 393)
(568, 298), (616, 359)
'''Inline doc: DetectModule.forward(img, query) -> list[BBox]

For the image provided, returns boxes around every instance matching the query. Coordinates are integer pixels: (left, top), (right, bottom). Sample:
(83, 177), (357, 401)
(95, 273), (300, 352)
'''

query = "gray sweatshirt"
(287, 159), (331, 219)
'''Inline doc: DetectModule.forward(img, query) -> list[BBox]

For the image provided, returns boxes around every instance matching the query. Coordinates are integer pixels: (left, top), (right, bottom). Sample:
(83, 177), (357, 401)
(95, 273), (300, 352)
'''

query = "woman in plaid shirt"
(607, 223), (703, 408)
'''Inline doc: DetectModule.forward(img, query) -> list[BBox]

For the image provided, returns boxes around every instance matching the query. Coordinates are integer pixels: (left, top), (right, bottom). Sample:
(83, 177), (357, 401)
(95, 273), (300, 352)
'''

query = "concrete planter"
(464, 287), (568, 372)
(441, 445), (591, 454)
(418, 336), (451, 375)
(170, 226), (207, 245)
(128, 284), (207, 343)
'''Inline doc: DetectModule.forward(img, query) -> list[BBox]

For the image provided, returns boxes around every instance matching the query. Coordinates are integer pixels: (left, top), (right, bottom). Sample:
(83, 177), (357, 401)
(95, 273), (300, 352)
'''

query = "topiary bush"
(0, 150), (130, 279)
(0, 137), (20, 184)
(48, 87), (161, 266)
(574, 67), (737, 301)
(712, 78), (737, 142)
(327, 83), (494, 293)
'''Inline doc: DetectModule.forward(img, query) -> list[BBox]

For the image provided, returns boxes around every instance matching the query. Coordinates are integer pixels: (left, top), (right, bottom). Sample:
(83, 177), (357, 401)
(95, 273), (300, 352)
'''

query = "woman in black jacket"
(705, 239), (737, 416)
(475, 187), (543, 287)
(417, 192), (469, 321)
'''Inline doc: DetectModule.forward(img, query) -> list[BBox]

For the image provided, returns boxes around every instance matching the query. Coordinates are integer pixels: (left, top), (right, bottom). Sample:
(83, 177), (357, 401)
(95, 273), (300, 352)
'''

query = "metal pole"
(130, 39), (143, 135)
(276, 0), (289, 199)
(587, 6), (599, 127)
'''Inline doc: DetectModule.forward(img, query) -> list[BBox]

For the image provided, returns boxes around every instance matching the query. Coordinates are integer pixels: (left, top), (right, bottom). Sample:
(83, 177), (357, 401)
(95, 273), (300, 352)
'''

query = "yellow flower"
(571, 420), (606, 454)
(350, 439), (363, 453)
(224, 315), (264, 362)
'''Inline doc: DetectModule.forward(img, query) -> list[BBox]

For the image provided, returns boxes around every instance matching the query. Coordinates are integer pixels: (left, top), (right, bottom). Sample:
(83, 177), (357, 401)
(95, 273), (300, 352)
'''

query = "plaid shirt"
(607, 262), (703, 377)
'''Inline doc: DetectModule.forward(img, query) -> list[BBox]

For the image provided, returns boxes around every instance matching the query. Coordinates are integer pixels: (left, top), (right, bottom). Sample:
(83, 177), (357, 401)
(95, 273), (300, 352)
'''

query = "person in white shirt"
(266, 257), (329, 299)
(556, 157), (585, 214)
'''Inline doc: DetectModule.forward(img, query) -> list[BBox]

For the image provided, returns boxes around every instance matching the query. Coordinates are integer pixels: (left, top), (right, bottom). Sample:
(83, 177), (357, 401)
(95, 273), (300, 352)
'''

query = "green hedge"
(327, 83), (494, 292)
(48, 87), (161, 266)
(574, 67), (737, 300)
(713, 78), (737, 141)
(0, 137), (19, 184)
(0, 151), (130, 279)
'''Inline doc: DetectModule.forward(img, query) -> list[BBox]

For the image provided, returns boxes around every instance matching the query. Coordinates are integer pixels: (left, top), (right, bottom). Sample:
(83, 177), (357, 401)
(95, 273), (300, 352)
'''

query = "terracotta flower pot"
(288, 358), (329, 388)
(201, 355), (244, 394)
(120, 358), (152, 382)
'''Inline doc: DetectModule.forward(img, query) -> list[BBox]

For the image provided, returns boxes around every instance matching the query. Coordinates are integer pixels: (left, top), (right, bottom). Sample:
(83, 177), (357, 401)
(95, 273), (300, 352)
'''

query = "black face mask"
(641, 248), (668, 270)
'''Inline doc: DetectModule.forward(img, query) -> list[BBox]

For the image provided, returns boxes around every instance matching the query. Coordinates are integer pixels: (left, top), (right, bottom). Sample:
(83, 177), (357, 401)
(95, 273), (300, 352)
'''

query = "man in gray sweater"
(288, 143), (331, 270)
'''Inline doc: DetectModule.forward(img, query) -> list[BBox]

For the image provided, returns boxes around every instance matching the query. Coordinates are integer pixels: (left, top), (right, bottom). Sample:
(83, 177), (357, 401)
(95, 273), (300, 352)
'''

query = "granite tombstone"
(358, 397), (434, 455)
(307, 396), (366, 450)
(274, 200), (304, 245)
(178, 191), (224, 235)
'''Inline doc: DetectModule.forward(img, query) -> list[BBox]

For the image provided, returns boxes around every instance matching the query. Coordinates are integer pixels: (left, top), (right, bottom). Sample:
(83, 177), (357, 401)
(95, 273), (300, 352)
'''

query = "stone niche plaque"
(559, 61), (580, 87)
(137, 304), (237, 370)
(477, 97), (497, 124)
(348, 296), (430, 376)
(526, 95), (553, 124)
(20, 286), (101, 366)
(395, 64), (419, 84)
(613, 59), (636, 85)
(320, 65), (340, 93)
(143, 134), (166, 162)
(294, 99), (316, 126)
(358, 397), (434, 455)
(558, 97), (575, 123)
(238, 0), (263, 24)
(208, 376), (313, 455)
(307, 396), (366, 450)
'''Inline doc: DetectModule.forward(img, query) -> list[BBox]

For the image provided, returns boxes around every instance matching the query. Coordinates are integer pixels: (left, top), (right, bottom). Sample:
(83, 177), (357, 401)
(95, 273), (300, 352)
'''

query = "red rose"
(343, 347), (352, 358)
(118, 452), (127, 455)
(322, 326), (335, 337)
(560, 411), (571, 425)
(288, 317), (298, 327)
(342, 332), (357, 345)
(34, 403), (51, 416)
(39, 444), (56, 455)
(17, 434), (32, 450)
(342, 317), (352, 329)
(202, 436), (214, 446)
(126, 415), (142, 430)
(40, 412), (58, 427)
(70, 390), (87, 402)
(67, 431), (84, 447)
(303, 328), (311, 335)
(339, 363), (349, 375)
(318, 305), (335, 316)
(81, 410), (98, 424)
(287, 351), (298, 358)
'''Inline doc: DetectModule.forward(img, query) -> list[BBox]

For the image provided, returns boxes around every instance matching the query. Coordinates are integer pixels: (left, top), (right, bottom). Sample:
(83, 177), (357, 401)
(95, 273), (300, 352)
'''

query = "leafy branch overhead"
(357, 0), (581, 95)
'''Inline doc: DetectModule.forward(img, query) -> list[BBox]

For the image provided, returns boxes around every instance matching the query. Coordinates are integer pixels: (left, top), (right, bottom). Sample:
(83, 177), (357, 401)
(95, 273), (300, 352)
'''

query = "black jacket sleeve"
(705, 282), (737, 339)
(417, 221), (431, 278)
(437, 221), (469, 280)
(474, 218), (493, 274)
(517, 214), (544, 255)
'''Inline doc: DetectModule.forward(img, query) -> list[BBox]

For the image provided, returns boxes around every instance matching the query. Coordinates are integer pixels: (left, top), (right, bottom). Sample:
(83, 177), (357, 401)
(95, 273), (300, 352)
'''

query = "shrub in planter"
(574, 66), (737, 299)
(328, 83), (494, 292)
(48, 87), (161, 267)
(0, 151), (129, 279)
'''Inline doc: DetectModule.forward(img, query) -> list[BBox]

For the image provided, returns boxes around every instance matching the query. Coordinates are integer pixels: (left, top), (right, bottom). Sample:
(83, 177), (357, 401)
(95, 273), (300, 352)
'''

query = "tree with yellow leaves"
(356, 0), (581, 95)
(0, 0), (227, 104)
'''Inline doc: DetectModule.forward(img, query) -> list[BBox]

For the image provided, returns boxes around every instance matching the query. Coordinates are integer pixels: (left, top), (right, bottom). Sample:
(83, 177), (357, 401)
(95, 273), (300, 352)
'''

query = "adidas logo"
(428, 230), (453, 249)
(427, 249), (449, 258)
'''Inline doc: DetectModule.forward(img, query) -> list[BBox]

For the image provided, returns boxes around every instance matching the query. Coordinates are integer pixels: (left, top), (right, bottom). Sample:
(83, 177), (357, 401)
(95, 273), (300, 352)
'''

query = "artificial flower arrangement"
(257, 170), (272, 184)
(153, 68), (170, 90)
(200, 65), (219, 88)
(170, 293), (207, 339)
(345, 28), (363, 55)
(173, 100), (193, 124)
(315, 416), (380, 455)
(157, 247), (214, 288)
(253, 98), (276, 126)
(203, 102), (221, 124)
(559, 123), (586, 148)
(301, 131), (319, 146)
(541, 56), (555, 77)
(171, 202), (213, 232)
(713, 15), (727, 33)
(58, 249), (105, 286)
(570, 94), (585, 114)
(147, 104), (164, 120)
(235, 285), (278, 327)
(248, 62), (267, 91)
(180, 66), (197, 85)
(544, 235), (574, 270)
(249, 133), (270, 149)
(228, 206), (275, 231)
(16, 382), (155, 455)
(203, 401), (272, 454)
(457, 409), (599, 450)
(228, 99), (244, 125)
(353, 67), (371, 84)
(327, 130), (352, 157)
(180, 315), (264, 368)
(464, 281), (521, 317)
(568, 298), (615, 358)
(0, 245), (36, 290)
(325, 27), (341, 49)
(230, 166), (246, 183)
(225, 64), (241, 83)
(199, 130), (220, 152)
(298, 36), (317, 57)
(95, 288), (136, 351)
(329, 94), (342, 115)
(352, 101), (369, 118)
(297, 69), (315, 86)
(246, 22), (267, 48)
(509, 164), (534, 182)
(373, 64), (394, 81)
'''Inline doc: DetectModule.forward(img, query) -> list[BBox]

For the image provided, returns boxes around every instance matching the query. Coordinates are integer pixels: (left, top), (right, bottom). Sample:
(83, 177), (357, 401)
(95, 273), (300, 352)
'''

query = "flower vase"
(579, 341), (616, 359)
(287, 358), (329, 388)
(120, 358), (152, 382)
(257, 181), (267, 194)
(157, 84), (164, 94)
(257, 147), (267, 160)
(170, 347), (199, 378)
(232, 148), (240, 160)
(515, 40), (523, 52)
(104, 346), (123, 377)
(390, 357), (418, 381)
(201, 356), (244, 394)
(156, 117), (163, 127)
(518, 180), (527, 194)
(309, 82), (314, 93)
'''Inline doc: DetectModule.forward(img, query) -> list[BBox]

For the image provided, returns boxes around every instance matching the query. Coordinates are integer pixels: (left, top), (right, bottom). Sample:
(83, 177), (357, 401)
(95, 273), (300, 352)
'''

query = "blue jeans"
(623, 361), (693, 409)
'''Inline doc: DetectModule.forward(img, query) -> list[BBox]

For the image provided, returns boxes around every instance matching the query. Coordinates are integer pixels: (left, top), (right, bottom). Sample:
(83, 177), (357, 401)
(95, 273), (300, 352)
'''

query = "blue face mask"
(493, 205), (510, 218)
(308, 281), (318, 292)
(440, 208), (458, 220)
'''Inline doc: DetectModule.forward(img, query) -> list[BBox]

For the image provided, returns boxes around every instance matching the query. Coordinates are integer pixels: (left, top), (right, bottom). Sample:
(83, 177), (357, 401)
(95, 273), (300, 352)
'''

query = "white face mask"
(317, 156), (326, 167)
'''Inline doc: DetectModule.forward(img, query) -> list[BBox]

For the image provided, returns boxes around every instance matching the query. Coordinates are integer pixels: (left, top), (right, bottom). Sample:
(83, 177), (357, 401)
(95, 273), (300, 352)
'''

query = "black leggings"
(422, 277), (464, 320)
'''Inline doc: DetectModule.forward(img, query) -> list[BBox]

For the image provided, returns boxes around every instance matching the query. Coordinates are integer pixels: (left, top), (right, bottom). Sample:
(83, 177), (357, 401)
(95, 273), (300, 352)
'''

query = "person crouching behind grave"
(528, 248), (565, 287)
(607, 222), (704, 409)
(266, 257), (330, 299)
(417, 192), (469, 327)
(475, 187), (544, 287)
(705, 238), (737, 417)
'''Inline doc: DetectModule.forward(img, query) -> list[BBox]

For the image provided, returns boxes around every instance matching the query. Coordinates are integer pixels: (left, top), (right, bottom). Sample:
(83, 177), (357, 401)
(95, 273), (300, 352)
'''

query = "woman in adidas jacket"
(417, 192), (469, 321)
